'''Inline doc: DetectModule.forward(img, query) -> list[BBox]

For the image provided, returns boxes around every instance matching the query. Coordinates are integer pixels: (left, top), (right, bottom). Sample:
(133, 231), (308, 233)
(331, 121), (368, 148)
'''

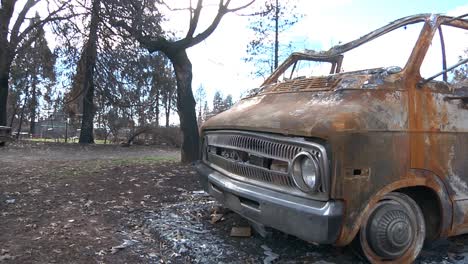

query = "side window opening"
(420, 28), (443, 81)
(420, 24), (468, 85)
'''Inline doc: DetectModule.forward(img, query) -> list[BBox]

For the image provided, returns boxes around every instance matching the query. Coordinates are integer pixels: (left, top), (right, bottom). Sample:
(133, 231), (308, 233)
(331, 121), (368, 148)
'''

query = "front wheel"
(360, 192), (425, 263)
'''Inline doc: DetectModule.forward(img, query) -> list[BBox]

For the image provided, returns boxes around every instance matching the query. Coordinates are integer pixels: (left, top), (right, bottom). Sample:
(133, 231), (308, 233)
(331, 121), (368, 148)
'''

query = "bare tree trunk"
(155, 88), (160, 127)
(170, 50), (199, 163)
(165, 95), (170, 128)
(0, 65), (10, 126)
(9, 103), (17, 127)
(78, 0), (100, 144)
(0, 32), (13, 127)
(0, 57), (10, 147)
(16, 92), (29, 139)
(29, 78), (37, 135)
(274, 0), (279, 70)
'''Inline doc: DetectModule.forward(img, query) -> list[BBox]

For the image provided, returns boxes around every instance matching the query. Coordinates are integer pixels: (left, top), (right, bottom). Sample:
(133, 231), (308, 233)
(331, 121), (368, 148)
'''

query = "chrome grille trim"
(208, 133), (304, 161)
(208, 153), (295, 187)
(203, 130), (330, 200)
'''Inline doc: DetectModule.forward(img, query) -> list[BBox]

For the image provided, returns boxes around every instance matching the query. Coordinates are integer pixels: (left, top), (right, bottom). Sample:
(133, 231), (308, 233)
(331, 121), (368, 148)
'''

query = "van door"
(418, 22), (468, 234)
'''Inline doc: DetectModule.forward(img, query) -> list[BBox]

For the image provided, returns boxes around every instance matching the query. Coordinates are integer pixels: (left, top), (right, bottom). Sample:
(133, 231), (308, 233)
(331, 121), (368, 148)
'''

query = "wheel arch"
(335, 169), (452, 246)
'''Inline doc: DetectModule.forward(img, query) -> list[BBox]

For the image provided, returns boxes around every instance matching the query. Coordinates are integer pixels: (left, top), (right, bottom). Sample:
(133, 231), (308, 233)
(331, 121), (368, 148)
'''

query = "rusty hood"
(202, 73), (408, 139)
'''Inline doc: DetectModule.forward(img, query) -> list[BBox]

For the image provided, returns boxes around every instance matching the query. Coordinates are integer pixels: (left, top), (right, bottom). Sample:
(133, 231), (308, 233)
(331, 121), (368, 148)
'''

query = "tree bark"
(169, 50), (199, 163)
(154, 81), (160, 127)
(79, 74), (96, 143)
(274, 0), (279, 70)
(0, 71), (8, 126)
(78, 0), (100, 144)
(29, 77), (37, 135)
(9, 103), (17, 127)
(16, 94), (28, 139)
(0, 55), (12, 126)
(165, 95), (170, 128)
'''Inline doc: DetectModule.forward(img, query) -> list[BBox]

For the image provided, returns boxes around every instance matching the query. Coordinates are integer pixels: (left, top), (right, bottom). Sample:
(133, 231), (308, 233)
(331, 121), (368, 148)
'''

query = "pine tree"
(223, 95), (233, 110)
(203, 101), (210, 121)
(212, 91), (224, 114)
(9, 13), (56, 136)
(245, 0), (302, 77)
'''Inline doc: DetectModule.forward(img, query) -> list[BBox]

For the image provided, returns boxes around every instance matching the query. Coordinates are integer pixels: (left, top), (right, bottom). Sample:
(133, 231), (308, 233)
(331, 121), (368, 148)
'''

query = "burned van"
(196, 14), (467, 263)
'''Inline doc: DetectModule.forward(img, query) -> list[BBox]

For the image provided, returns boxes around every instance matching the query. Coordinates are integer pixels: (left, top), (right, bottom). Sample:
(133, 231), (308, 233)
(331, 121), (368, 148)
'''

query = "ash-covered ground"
(1, 142), (467, 263)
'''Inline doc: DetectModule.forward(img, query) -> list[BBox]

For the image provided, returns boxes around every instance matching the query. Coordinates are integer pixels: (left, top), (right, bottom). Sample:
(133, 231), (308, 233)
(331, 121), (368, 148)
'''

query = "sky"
(167, 0), (468, 108)
(8, 0), (468, 126)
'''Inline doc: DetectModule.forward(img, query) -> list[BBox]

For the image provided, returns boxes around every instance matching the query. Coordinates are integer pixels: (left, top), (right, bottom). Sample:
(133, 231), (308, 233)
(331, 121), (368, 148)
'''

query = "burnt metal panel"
(200, 14), (467, 249)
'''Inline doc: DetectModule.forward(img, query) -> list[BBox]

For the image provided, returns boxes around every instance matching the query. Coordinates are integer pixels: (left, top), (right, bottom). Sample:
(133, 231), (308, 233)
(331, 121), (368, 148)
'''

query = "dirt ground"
(1, 142), (468, 264)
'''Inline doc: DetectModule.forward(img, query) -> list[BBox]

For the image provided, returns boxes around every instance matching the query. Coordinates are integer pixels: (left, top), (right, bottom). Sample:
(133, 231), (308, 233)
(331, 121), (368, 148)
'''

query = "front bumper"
(195, 161), (344, 244)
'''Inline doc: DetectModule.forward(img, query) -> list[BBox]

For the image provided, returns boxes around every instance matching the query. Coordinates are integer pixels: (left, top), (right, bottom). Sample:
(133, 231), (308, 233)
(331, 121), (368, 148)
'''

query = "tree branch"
(161, 2), (195, 12)
(9, 0), (39, 45)
(185, 0), (203, 39)
(112, 18), (172, 54)
(112, 0), (254, 55)
(226, 0), (255, 13)
(11, 1), (71, 49)
(182, 0), (227, 48)
(183, 0), (254, 48)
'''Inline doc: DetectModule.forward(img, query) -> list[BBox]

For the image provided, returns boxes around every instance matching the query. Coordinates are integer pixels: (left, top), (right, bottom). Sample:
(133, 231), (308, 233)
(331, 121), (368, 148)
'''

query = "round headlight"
(291, 151), (321, 192)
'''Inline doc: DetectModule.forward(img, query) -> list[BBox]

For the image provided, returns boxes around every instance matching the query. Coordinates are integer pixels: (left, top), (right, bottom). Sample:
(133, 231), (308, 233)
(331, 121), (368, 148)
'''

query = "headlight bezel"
(290, 151), (322, 193)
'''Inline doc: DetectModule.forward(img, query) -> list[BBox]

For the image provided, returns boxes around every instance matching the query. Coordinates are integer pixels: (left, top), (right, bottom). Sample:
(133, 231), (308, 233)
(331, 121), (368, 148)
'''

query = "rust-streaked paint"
(201, 14), (468, 261)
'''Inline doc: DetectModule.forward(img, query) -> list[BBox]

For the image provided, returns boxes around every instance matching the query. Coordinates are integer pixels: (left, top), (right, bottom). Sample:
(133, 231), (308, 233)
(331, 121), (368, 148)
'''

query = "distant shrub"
(131, 127), (182, 147)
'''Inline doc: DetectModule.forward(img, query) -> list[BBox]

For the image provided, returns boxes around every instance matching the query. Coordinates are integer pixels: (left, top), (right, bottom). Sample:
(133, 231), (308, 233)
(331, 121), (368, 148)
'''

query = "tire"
(360, 192), (425, 263)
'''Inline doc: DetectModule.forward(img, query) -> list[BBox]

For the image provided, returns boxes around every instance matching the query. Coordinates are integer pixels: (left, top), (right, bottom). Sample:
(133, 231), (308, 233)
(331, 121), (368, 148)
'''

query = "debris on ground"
(230, 226), (252, 237)
(110, 239), (139, 254)
(210, 213), (224, 224)
(261, 244), (280, 264)
(0, 249), (14, 262)
(141, 192), (252, 263)
(2, 142), (468, 263)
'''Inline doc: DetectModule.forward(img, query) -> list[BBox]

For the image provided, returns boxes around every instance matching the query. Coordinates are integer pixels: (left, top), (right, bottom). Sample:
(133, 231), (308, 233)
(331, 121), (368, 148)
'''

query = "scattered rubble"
(0, 249), (14, 262)
(210, 213), (224, 224)
(141, 191), (250, 263)
(5, 198), (15, 204)
(230, 227), (252, 237)
(110, 239), (139, 254)
(2, 142), (468, 263)
(261, 245), (279, 264)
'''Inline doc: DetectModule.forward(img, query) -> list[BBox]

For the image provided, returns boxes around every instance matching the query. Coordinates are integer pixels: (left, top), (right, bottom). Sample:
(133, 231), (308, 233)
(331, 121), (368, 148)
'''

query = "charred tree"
(111, 0), (254, 163)
(29, 76), (38, 134)
(77, 0), (100, 144)
(0, 0), (68, 126)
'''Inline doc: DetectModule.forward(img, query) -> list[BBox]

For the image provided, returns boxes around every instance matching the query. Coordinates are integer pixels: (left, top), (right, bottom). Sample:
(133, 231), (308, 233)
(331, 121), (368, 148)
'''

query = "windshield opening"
(281, 60), (334, 81)
(265, 20), (425, 85)
(340, 22), (423, 72)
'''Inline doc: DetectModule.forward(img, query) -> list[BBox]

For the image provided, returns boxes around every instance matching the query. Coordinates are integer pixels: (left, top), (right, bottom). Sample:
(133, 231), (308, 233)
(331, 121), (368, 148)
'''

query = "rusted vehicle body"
(0, 126), (12, 146)
(196, 14), (468, 263)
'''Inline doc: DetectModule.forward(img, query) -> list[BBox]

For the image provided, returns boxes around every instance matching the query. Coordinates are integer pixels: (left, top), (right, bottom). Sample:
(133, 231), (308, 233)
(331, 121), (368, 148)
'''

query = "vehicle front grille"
(207, 132), (303, 161)
(207, 153), (295, 187)
(203, 131), (329, 197)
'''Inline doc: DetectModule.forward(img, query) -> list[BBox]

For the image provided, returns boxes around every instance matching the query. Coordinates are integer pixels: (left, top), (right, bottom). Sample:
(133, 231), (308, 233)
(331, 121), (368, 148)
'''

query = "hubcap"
(367, 203), (414, 259)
